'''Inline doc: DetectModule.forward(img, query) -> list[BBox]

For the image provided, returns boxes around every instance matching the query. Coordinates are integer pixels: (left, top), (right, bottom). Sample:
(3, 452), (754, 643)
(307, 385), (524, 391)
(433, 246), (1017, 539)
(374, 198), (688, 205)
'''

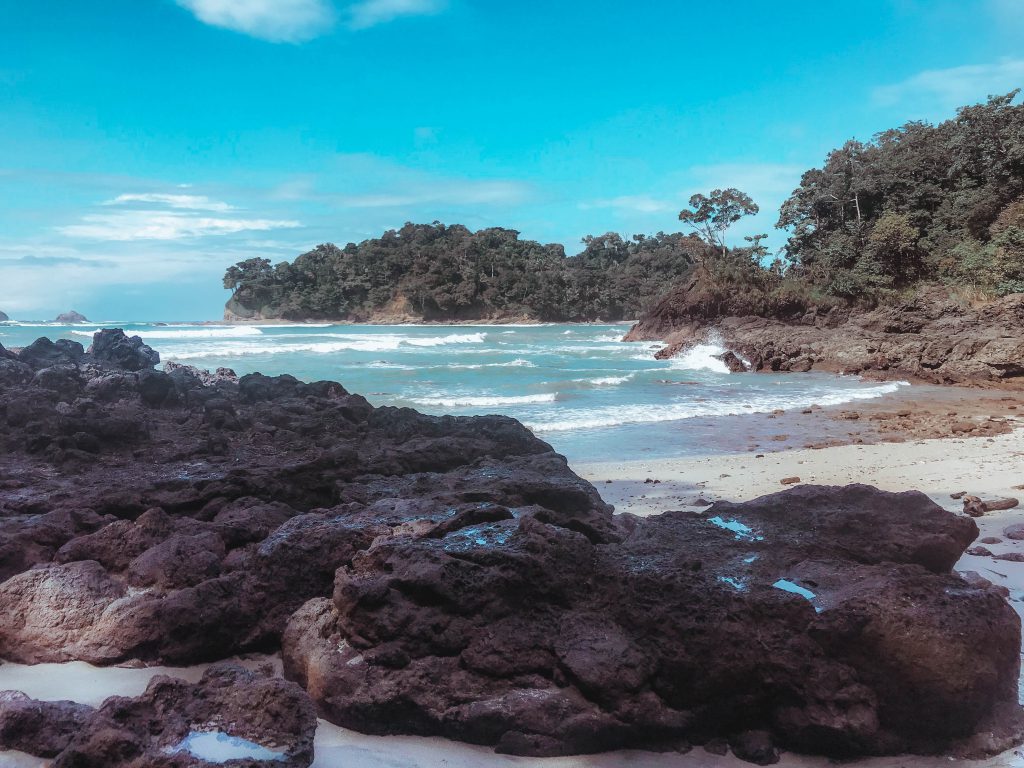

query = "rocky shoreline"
(1, 331), (1022, 765)
(625, 288), (1024, 388)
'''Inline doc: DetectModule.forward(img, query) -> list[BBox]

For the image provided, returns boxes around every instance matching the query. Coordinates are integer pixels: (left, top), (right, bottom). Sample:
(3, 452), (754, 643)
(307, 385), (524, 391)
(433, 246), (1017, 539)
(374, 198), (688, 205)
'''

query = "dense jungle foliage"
(224, 225), (706, 321)
(225, 91), (1023, 321)
(779, 90), (1024, 298)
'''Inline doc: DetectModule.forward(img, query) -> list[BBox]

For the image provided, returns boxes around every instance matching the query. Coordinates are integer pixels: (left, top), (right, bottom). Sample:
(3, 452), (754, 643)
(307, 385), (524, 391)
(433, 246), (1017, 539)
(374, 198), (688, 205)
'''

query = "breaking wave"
(73, 326), (264, 340)
(412, 393), (558, 408)
(524, 381), (909, 433)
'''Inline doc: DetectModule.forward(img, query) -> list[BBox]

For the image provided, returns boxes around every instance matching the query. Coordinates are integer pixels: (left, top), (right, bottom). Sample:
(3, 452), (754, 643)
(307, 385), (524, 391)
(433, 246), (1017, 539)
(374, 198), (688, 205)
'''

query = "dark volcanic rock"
(283, 484), (1019, 758)
(627, 286), (1024, 386)
(88, 328), (160, 371)
(17, 338), (84, 368)
(0, 663), (316, 767)
(0, 331), (599, 666)
(0, 691), (93, 757)
(0, 332), (1020, 762)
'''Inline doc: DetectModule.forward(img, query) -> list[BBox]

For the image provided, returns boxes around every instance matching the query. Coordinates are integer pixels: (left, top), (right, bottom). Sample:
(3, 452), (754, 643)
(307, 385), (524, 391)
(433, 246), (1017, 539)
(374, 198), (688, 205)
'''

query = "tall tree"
(678, 188), (759, 257)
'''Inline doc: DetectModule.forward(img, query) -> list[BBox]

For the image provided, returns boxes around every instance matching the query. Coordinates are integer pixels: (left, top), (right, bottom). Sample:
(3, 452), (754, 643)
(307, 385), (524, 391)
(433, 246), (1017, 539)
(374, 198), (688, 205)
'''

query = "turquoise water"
(0, 321), (907, 462)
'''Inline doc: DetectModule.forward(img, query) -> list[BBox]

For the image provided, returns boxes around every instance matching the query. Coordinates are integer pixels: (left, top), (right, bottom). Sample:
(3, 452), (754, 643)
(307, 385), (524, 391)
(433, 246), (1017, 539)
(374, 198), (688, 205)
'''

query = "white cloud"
(872, 58), (1024, 115)
(347, 0), (446, 30)
(59, 211), (300, 241)
(175, 0), (335, 43)
(685, 163), (804, 201)
(105, 193), (235, 212)
(579, 195), (675, 214)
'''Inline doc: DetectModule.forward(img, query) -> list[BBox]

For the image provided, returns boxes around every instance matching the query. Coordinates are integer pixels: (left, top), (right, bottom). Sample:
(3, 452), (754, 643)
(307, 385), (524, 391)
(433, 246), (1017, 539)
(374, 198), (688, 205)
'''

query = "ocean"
(0, 321), (908, 462)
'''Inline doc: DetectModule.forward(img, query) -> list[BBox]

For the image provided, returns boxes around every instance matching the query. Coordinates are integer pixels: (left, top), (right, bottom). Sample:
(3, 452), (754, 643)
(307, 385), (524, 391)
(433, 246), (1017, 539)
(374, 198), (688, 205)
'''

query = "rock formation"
(0, 331), (1021, 763)
(54, 311), (89, 323)
(0, 664), (316, 767)
(0, 311), (8, 322)
(625, 286), (1024, 387)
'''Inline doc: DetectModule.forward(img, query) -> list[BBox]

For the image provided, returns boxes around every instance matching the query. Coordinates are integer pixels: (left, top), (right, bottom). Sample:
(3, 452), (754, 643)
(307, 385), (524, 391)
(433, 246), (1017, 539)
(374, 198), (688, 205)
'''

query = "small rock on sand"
(1003, 524), (1024, 540)
(780, 476), (801, 485)
(985, 497), (1020, 512)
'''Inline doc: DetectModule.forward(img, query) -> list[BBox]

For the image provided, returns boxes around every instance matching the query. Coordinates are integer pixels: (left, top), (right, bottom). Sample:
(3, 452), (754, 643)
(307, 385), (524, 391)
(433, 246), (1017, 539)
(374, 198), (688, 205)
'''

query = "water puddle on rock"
(772, 579), (820, 611)
(167, 731), (286, 763)
(707, 516), (763, 541)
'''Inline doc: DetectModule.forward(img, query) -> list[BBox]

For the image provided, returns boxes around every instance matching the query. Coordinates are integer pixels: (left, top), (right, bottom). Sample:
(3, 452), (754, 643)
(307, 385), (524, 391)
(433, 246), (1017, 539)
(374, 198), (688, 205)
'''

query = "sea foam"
(525, 381), (908, 433)
(73, 326), (264, 340)
(412, 393), (558, 408)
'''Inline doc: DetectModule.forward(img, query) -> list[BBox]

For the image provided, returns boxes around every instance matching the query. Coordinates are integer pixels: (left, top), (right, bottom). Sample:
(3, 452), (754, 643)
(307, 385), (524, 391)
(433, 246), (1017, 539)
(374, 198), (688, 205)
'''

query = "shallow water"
(168, 731), (286, 763)
(0, 321), (909, 462)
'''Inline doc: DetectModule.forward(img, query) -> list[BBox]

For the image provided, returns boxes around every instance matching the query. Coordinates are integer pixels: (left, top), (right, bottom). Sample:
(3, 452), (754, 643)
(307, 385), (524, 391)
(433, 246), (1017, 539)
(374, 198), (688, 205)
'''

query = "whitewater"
(1, 321), (909, 462)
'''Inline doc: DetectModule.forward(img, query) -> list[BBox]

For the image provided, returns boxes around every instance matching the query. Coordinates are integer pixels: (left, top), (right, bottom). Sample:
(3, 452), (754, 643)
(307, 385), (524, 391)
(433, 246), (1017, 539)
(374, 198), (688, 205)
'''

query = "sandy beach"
(4, 416), (1024, 767)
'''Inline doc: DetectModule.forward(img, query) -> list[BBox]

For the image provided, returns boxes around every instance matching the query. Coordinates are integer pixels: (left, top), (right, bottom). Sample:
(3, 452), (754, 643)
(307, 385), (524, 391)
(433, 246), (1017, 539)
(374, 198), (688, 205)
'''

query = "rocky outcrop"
(0, 664), (316, 767)
(0, 331), (1020, 762)
(0, 311), (8, 322)
(626, 287), (1024, 386)
(54, 311), (88, 323)
(88, 328), (159, 371)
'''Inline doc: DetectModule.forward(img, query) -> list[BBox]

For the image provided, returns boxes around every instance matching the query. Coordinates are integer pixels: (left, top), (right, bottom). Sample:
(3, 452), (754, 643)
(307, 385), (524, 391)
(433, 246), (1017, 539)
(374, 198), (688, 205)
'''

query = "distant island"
(55, 311), (89, 323)
(224, 91), (1023, 334)
(0, 310), (8, 322)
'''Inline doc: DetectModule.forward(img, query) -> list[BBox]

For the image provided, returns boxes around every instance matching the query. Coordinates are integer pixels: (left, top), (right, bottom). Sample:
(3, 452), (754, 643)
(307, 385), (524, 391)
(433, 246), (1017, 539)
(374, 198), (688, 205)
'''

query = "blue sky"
(1, 0), (1023, 320)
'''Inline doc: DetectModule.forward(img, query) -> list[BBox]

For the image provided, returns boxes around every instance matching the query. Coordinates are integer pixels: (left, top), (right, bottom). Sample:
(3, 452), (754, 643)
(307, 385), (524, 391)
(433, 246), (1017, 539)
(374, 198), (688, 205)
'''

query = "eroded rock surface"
(0, 331), (1020, 762)
(0, 663), (315, 767)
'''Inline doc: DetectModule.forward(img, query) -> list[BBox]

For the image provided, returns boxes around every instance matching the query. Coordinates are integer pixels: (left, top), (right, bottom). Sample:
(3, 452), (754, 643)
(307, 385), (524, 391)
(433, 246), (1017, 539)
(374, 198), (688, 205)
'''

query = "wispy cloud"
(685, 163), (804, 201)
(175, 0), (336, 43)
(59, 211), (300, 241)
(104, 193), (236, 212)
(59, 192), (299, 241)
(872, 58), (1024, 115)
(579, 195), (675, 214)
(347, 0), (446, 30)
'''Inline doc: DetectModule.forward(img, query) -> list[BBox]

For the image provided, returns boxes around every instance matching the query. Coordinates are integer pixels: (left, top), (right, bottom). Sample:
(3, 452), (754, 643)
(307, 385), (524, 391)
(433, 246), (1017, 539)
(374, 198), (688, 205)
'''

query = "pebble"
(780, 476), (801, 485)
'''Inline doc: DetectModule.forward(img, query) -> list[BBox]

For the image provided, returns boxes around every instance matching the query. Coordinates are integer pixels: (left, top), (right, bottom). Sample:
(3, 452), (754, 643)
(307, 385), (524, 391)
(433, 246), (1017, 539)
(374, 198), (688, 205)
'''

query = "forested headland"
(224, 91), (1023, 323)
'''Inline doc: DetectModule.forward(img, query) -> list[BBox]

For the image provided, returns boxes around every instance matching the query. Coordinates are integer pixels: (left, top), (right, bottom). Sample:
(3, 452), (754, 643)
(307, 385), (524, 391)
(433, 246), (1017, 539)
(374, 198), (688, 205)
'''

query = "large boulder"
(16, 338), (84, 368)
(283, 485), (1020, 758)
(0, 664), (317, 767)
(87, 328), (159, 371)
